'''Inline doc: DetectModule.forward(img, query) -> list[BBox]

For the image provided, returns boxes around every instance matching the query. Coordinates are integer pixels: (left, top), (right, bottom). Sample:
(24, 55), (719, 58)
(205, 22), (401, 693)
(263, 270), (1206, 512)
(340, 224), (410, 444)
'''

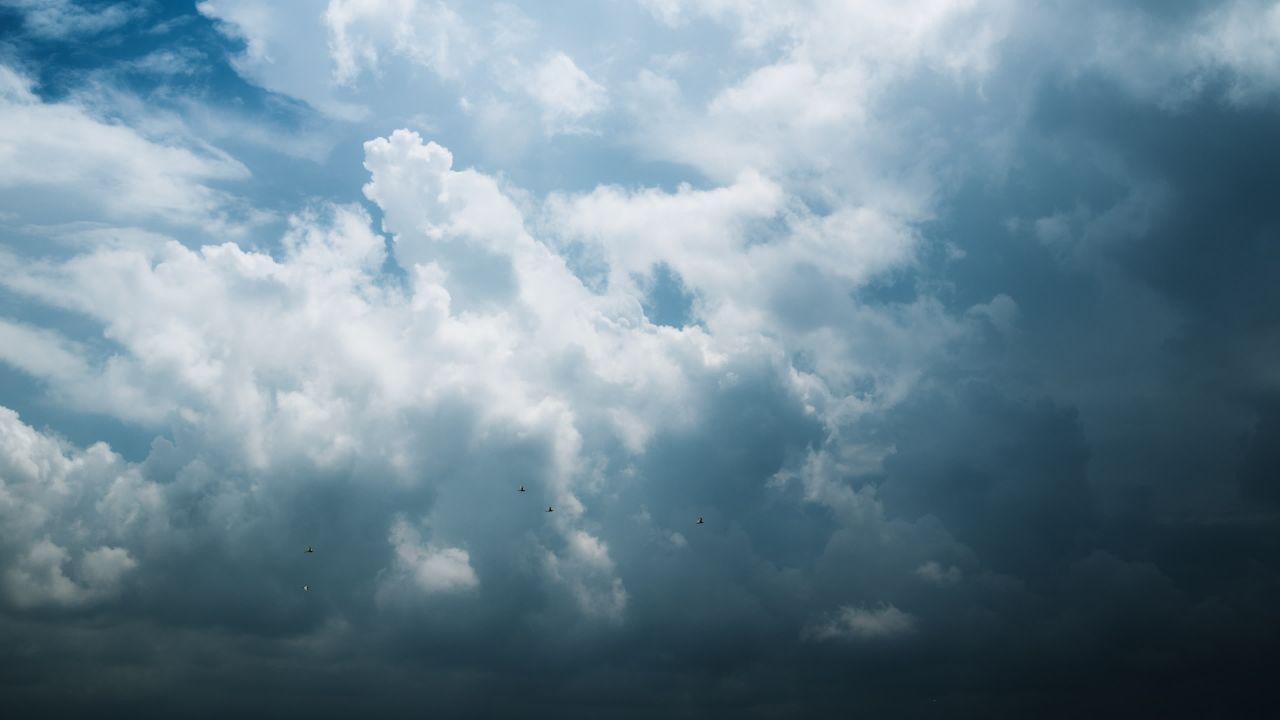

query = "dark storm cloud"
(879, 382), (1094, 578)
(879, 68), (1280, 712)
(1022, 74), (1280, 525)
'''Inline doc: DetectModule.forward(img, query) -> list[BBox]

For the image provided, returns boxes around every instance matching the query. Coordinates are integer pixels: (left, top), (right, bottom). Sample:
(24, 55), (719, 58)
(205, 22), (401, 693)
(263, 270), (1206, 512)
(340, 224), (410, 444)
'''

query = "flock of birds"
(301, 485), (704, 591)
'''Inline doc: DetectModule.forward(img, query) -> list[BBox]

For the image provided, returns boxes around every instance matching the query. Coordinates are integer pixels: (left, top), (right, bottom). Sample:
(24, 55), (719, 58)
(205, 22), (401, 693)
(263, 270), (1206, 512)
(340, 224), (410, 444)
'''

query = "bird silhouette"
(518, 485), (526, 493)
(546, 506), (554, 513)
(303, 584), (310, 592)
(696, 517), (704, 525)
(305, 546), (314, 553)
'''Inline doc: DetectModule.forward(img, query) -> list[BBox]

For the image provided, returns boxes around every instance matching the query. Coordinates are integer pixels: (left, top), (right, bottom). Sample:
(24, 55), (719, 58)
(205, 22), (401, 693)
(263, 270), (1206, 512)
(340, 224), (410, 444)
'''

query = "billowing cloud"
(0, 407), (151, 610)
(2, 1), (1280, 716)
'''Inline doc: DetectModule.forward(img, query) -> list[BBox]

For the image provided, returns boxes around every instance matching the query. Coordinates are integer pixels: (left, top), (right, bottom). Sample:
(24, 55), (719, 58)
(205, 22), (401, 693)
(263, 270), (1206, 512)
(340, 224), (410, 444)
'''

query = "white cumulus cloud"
(805, 603), (917, 641)
(528, 52), (608, 135)
(382, 518), (478, 596)
(0, 407), (151, 610)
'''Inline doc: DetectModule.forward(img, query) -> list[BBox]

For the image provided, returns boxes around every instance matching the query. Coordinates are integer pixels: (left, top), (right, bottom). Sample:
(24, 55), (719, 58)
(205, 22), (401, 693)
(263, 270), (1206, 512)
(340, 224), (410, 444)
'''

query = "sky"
(1, 0), (1279, 717)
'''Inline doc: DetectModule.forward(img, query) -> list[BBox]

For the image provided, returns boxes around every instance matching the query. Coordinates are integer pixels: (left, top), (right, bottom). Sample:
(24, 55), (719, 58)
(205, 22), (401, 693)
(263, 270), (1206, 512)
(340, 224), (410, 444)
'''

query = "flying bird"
(303, 585), (310, 592)
(518, 485), (526, 493)
(696, 517), (704, 525)
(305, 546), (314, 553)
(546, 506), (554, 513)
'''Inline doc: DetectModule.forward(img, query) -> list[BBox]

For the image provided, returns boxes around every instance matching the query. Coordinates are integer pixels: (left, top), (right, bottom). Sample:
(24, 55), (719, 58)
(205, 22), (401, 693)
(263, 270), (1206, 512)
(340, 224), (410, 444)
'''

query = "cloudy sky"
(1, 0), (1279, 716)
